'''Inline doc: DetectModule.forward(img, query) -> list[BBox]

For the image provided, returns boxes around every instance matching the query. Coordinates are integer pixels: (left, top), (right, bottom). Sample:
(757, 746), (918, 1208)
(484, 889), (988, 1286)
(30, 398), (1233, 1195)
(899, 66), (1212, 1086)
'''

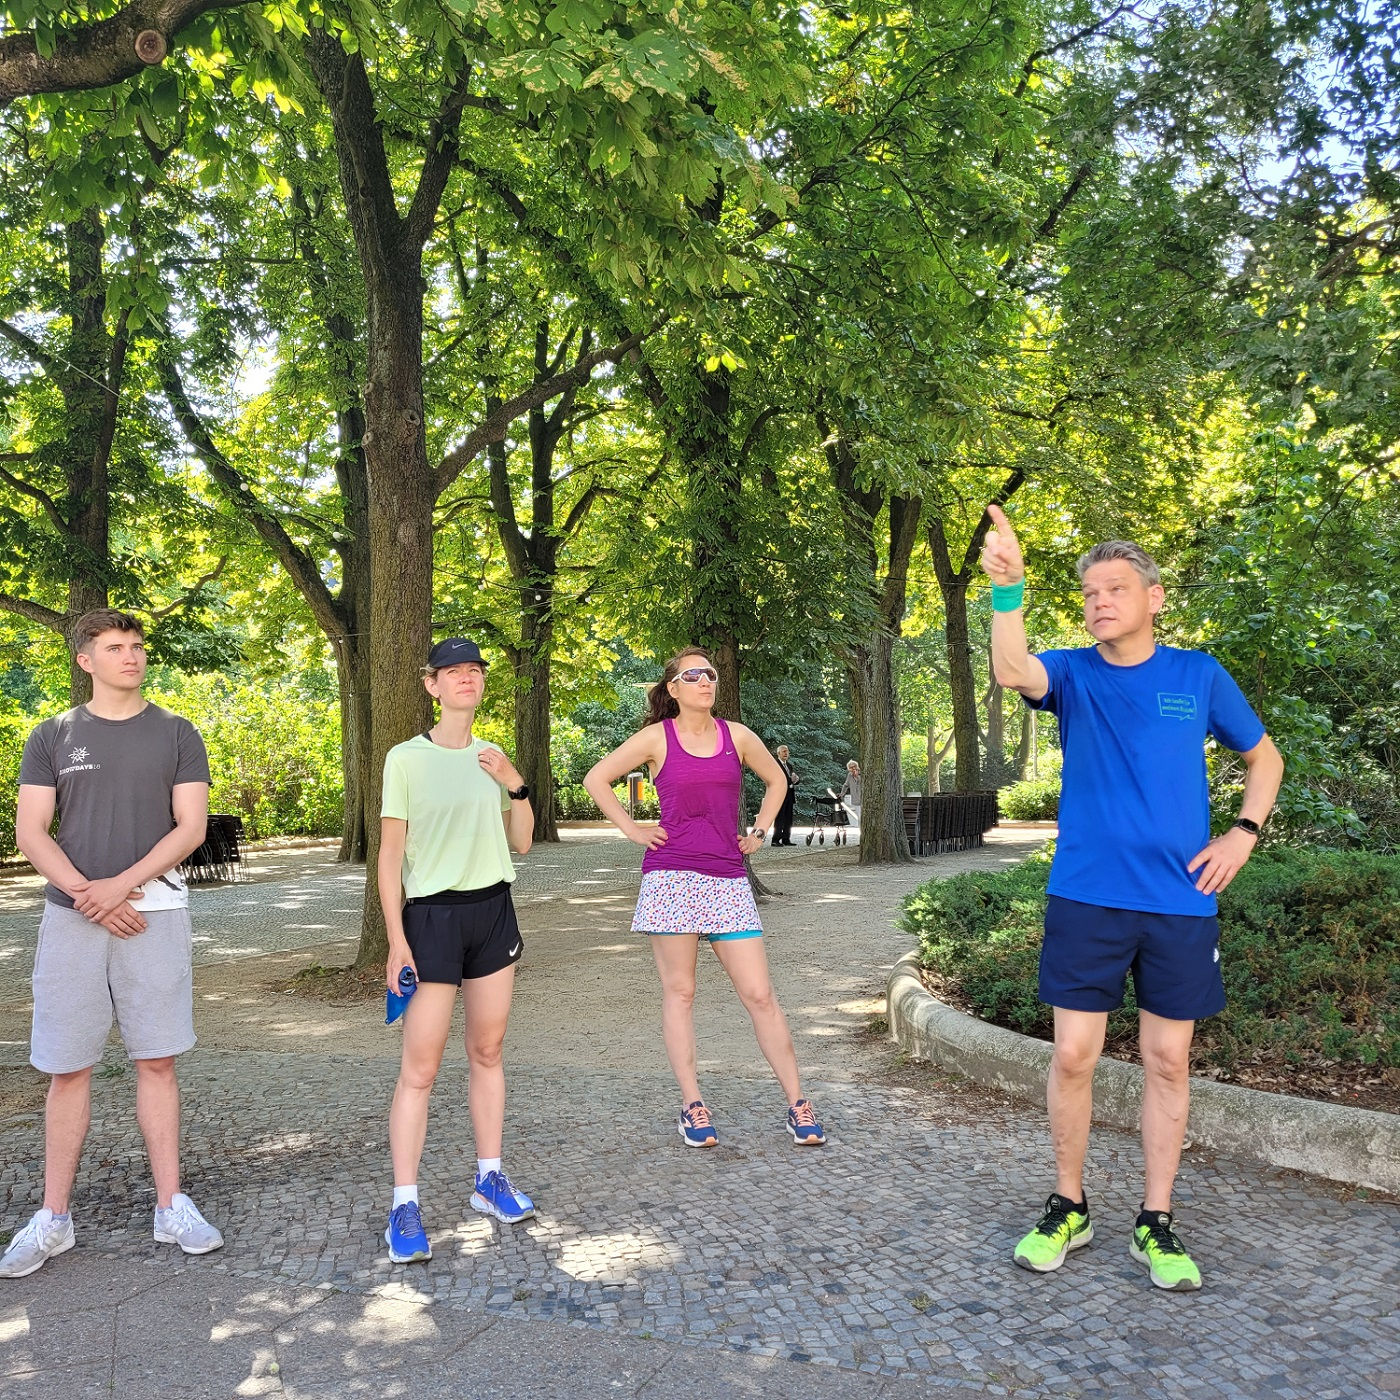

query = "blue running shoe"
(385, 1201), (431, 1263)
(470, 1170), (535, 1224)
(678, 1100), (718, 1148)
(787, 1098), (826, 1145)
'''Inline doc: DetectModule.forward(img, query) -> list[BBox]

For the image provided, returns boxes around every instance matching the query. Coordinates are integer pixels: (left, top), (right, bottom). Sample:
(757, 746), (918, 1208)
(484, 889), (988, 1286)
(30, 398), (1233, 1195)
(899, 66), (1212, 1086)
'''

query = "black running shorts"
(402, 882), (523, 984)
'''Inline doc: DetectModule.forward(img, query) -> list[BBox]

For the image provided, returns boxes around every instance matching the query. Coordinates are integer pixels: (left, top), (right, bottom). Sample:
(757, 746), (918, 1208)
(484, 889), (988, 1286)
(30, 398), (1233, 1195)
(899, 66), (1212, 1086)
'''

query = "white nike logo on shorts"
(509, 942), (521, 957)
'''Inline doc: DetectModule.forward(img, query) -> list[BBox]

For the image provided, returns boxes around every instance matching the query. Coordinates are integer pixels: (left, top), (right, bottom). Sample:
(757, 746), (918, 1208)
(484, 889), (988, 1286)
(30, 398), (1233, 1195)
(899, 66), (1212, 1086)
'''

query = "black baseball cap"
(427, 637), (489, 670)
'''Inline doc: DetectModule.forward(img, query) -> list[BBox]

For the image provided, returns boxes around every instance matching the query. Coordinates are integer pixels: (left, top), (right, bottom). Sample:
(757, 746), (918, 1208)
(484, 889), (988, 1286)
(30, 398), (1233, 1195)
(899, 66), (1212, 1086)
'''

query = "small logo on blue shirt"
(1157, 692), (1198, 721)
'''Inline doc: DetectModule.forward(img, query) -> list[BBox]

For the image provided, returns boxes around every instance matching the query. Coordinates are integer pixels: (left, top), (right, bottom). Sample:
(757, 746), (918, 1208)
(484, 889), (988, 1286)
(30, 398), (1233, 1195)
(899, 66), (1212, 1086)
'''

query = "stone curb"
(886, 950), (1400, 1194)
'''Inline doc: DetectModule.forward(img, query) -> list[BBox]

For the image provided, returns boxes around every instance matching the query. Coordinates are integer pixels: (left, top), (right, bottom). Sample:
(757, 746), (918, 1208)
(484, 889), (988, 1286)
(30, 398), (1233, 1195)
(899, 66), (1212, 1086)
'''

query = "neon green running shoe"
(1013, 1193), (1093, 1273)
(1130, 1211), (1202, 1291)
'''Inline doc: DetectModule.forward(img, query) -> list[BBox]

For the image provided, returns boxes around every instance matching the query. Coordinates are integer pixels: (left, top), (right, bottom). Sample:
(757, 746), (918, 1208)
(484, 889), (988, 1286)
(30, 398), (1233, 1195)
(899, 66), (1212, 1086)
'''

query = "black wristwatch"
(1234, 816), (1262, 837)
(507, 784), (530, 801)
(751, 828), (766, 840)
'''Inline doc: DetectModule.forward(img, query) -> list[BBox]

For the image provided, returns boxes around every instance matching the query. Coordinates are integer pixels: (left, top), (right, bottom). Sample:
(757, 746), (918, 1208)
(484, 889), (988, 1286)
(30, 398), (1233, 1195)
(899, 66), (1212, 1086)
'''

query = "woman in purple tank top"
(584, 648), (826, 1149)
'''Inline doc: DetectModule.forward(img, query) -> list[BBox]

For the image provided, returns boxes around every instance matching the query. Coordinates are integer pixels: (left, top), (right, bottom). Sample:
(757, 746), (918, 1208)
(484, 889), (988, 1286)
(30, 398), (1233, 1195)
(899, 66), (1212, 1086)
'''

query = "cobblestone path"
(0, 833), (1396, 1398)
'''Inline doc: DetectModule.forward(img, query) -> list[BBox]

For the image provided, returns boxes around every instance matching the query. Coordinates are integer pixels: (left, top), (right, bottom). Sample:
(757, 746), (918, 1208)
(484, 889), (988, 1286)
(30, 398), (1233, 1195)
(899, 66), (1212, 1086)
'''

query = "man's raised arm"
(981, 505), (1049, 702)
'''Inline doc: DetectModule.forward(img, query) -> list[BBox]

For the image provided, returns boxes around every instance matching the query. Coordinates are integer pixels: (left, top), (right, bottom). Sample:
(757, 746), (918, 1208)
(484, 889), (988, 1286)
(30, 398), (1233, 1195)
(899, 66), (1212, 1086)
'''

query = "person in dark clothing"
(773, 745), (800, 845)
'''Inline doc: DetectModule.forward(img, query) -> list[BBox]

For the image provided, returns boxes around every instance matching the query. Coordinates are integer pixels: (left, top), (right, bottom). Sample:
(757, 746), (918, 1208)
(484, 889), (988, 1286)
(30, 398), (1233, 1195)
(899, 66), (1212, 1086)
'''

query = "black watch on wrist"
(1234, 816), (1262, 837)
(751, 828), (766, 840)
(507, 783), (530, 801)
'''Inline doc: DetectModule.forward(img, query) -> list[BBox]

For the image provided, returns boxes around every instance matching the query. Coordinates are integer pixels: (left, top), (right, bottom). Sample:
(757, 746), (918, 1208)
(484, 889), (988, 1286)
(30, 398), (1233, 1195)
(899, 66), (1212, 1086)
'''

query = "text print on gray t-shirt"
(18, 704), (211, 909)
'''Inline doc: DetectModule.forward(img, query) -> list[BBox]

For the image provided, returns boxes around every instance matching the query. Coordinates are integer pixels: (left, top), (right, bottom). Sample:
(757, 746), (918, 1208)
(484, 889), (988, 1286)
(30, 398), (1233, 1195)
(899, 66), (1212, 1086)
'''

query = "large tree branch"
(1010, 2), (1139, 104)
(159, 348), (349, 641)
(0, 592), (66, 630)
(993, 390), (1112, 424)
(960, 470), (1026, 576)
(304, 33), (404, 278)
(457, 153), (634, 336)
(147, 556), (228, 618)
(457, 156), (673, 413)
(485, 434), (527, 576)
(0, 0), (248, 107)
(737, 405), (789, 467)
(0, 460), (70, 533)
(433, 322), (664, 497)
(0, 314), (65, 382)
(1034, 160), (1093, 243)
(404, 71), (473, 251)
(883, 494), (923, 622)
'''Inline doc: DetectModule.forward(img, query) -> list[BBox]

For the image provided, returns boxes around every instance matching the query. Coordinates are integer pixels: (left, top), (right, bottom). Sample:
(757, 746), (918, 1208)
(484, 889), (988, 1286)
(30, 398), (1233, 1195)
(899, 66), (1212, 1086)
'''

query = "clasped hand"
(71, 875), (147, 938)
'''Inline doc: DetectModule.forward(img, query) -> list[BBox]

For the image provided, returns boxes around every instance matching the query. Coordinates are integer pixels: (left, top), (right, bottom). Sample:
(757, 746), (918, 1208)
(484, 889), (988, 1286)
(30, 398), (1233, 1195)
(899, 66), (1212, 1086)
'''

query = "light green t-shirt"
(381, 735), (515, 898)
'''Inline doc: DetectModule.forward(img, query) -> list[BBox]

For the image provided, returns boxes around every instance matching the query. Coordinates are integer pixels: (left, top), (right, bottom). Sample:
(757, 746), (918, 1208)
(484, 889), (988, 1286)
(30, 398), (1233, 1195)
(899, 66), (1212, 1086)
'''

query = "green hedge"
(152, 677), (343, 840)
(901, 847), (1400, 1070)
(0, 706), (33, 860)
(997, 777), (1060, 821)
(0, 682), (345, 859)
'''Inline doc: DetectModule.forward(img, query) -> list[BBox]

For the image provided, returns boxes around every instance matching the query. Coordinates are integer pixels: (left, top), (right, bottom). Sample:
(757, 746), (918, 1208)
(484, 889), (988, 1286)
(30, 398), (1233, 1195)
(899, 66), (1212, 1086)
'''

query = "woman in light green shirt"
(377, 638), (537, 1264)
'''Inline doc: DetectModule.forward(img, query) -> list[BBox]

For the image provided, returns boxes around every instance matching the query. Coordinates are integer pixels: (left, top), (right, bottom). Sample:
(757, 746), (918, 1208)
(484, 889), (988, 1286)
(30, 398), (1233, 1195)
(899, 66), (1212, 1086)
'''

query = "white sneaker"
(0, 1208), (76, 1278)
(153, 1193), (224, 1255)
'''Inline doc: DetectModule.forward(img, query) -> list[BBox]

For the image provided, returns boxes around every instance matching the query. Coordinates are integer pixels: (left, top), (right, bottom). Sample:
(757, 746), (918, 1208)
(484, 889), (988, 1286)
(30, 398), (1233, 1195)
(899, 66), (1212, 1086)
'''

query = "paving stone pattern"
(2, 1047), (1396, 1398)
(1, 832), (1396, 1398)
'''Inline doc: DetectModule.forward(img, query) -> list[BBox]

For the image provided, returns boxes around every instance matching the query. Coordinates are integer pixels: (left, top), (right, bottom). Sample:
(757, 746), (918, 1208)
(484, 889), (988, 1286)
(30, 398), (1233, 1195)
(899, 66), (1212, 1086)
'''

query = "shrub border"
(886, 950), (1400, 1194)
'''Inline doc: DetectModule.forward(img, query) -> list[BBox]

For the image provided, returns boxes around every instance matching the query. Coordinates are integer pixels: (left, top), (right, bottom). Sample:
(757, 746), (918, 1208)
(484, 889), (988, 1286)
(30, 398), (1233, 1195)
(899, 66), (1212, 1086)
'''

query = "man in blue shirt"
(982, 506), (1283, 1291)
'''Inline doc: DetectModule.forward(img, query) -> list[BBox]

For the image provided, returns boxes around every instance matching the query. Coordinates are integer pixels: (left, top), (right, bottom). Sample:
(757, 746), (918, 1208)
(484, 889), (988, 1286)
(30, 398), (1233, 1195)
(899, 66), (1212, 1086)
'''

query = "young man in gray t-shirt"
(0, 609), (224, 1278)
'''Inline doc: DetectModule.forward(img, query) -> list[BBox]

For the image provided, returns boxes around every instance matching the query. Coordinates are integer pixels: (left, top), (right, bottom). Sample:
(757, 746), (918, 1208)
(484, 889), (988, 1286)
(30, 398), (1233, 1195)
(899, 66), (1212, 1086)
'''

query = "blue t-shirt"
(1031, 645), (1266, 916)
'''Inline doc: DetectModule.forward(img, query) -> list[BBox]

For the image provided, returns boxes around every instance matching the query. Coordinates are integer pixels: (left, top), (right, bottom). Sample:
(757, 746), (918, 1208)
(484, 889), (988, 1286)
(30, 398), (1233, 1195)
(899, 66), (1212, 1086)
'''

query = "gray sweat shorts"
(30, 901), (196, 1074)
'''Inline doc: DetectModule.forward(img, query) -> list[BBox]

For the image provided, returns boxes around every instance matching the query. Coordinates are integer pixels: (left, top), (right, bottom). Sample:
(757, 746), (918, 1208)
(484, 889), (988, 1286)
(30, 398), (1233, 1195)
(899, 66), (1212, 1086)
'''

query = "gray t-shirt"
(18, 704), (211, 908)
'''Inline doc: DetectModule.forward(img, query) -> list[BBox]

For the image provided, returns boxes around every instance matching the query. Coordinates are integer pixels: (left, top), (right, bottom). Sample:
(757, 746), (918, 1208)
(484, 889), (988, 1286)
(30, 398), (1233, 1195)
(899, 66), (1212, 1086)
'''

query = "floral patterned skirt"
(632, 869), (762, 937)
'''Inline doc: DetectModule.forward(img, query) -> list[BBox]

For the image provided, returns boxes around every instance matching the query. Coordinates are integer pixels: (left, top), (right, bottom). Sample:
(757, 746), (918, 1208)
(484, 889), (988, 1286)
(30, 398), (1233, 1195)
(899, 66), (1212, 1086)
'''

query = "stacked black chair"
(914, 791), (1001, 854)
(902, 797), (923, 853)
(181, 814), (246, 885)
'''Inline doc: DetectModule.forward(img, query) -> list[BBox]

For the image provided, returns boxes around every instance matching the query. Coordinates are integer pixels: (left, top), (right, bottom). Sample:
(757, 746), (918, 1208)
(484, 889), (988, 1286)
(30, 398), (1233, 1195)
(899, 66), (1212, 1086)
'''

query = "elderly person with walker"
(584, 648), (826, 1149)
(839, 760), (862, 829)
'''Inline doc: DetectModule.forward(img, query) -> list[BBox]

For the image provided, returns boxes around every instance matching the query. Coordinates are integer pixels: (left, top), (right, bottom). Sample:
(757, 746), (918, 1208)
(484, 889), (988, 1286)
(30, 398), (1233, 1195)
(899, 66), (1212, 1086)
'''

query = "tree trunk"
(63, 213), (118, 650)
(927, 723), (953, 793)
(984, 643), (1005, 785)
(515, 595), (558, 842)
(488, 320), (608, 844)
(927, 474), (1026, 794)
(928, 515), (980, 792)
(682, 365), (744, 719)
(822, 427), (918, 864)
(0, 211), (129, 705)
(713, 636), (741, 722)
(334, 633), (372, 862)
(356, 320), (435, 966)
(304, 33), (465, 968)
(850, 626), (910, 861)
(668, 360), (775, 886)
(1017, 705), (1035, 781)
(324, 296), (373, 862)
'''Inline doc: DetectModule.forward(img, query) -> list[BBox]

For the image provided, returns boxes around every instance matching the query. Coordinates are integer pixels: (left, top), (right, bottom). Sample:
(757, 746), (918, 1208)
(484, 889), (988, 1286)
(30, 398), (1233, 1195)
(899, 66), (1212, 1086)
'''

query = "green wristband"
(991, 580), (1025, 612)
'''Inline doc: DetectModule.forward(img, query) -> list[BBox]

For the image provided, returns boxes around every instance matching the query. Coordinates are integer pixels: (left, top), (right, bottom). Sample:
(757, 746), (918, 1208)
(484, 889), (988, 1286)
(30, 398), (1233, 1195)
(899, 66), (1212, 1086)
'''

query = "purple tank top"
(641, 717), (745, 879)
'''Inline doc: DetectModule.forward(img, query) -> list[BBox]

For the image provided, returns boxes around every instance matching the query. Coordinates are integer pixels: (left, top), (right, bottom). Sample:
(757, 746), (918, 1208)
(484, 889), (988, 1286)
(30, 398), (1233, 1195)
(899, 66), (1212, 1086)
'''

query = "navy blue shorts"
(1039, 895), (1225, 1022)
